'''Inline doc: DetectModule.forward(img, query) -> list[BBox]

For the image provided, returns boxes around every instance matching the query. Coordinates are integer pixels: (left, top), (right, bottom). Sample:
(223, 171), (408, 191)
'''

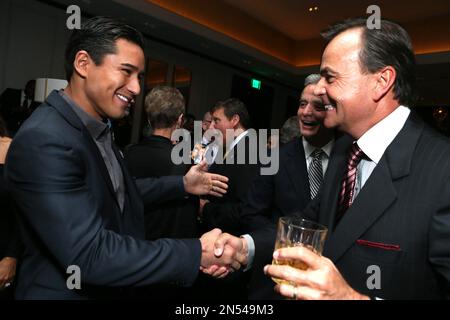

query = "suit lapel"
(285, 138), (310, 205)
(81, 128), (120, 208)
(323, 157), (397, 262)
(47, 91), (118, 205)
(323, 114), (424, 262)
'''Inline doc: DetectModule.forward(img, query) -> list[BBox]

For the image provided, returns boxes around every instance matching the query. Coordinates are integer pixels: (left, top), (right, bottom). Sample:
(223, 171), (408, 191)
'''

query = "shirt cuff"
(241, 234), (255, 272)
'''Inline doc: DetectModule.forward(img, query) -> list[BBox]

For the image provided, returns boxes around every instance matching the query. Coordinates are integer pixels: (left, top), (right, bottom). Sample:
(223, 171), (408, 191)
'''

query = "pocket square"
(356, 239), (401, 251)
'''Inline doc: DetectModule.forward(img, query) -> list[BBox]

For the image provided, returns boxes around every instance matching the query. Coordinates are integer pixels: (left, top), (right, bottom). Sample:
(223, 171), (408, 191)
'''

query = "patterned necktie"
(336, 143), (365, 223)
(308, 149), (325, 199)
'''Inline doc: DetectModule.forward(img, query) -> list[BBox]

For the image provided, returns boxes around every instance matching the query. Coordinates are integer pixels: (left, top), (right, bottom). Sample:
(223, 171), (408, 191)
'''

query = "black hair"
(65, 16), (144, 80)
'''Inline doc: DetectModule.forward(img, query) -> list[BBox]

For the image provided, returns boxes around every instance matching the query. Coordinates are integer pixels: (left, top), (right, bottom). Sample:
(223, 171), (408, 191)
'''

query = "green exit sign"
(251, 79), (261, 90)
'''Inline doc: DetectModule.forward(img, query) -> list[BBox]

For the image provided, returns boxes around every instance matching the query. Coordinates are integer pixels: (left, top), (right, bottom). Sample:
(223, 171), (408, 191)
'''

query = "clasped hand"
(199, 229), (248, 279)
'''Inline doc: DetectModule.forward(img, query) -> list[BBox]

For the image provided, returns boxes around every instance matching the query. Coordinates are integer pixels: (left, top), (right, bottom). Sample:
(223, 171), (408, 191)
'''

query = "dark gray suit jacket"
(240, 137), (315, 299)
(306, 113), (450, 299)
(5, 91), (201, 299)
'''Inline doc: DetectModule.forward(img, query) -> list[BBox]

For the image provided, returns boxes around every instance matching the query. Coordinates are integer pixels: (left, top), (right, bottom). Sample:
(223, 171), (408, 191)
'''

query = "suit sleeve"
(135, 175), (186, 206)
(201, 162), (261, 233)
(6, 128), (201, 287)
(240, 173), (279, 272)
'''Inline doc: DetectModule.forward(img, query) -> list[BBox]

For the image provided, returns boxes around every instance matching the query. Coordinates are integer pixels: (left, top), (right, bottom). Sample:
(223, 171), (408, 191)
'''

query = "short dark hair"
(321, 18), (416, 106)
(65, 16), (145, 81)
(211, 98), (250, 129)
(145, 86), (185, 129)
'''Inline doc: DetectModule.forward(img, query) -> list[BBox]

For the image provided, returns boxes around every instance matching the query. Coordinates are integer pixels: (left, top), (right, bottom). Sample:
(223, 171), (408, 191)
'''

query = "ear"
(372, 66), (396, 102)
(231, 114), (240, 128)
(177, 114), (184, 128)
(73, 50), (91, 79)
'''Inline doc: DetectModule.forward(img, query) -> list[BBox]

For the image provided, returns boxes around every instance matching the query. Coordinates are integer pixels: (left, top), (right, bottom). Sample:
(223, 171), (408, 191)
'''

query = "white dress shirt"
(303, 136), (335, 176)
(353, 105), (410, 200)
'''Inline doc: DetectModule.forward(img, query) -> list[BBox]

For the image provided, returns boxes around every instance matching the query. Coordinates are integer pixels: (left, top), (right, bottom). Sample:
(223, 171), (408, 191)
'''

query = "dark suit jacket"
(5, 91), (201, 299)
(196, 133), (262, 300)
(241, 137), (330, 299)
(201, 134), (262, 236)
(306, 113), (450, 299)
(124, 135), (199, 240)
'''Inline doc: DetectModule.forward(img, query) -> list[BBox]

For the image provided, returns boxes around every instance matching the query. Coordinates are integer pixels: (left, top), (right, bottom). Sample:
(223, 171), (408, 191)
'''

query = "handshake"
(199, 229), (248, 278)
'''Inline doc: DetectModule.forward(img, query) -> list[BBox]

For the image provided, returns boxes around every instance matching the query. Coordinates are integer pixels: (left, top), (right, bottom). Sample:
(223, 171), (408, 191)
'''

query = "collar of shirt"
(59, 90), (109, 140)
(357, 105), (410, 164)
(302, 136), (335, 160)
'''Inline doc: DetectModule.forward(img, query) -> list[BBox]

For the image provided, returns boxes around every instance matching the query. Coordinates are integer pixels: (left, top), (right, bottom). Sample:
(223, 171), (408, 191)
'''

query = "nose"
(127, 75), (141, 96)
(314, 78), (326, 96)
(209, 121), (215, 130)
(303, 103), (314, 115)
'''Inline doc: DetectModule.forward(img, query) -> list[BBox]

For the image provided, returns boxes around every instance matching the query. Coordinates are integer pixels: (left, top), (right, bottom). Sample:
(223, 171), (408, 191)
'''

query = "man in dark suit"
(200, 98), (261, 236)
(207, 76), (336, 299)
(196, 98), (261, 299)
(264, 18), (450, 299)
(5, 16), (245, 299)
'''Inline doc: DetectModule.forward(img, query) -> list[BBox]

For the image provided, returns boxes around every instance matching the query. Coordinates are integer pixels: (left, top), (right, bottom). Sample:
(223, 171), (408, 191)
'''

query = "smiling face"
(82, 38), (145, 120)
(297, 84), (334, 146)
(314, 28), (377, 139)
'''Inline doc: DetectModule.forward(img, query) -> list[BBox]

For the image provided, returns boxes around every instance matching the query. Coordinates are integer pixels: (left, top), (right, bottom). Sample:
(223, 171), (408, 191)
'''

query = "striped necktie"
(336, 142), (366, 223)
(308, 149), (325, 199)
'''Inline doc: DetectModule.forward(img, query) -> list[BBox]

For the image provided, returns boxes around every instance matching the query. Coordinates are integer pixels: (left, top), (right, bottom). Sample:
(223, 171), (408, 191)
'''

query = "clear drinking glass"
(271, 217), (328, 284)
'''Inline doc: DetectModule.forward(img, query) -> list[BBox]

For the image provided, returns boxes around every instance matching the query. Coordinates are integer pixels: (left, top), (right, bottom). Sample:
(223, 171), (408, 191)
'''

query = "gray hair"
(304, 74), (321, 87)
